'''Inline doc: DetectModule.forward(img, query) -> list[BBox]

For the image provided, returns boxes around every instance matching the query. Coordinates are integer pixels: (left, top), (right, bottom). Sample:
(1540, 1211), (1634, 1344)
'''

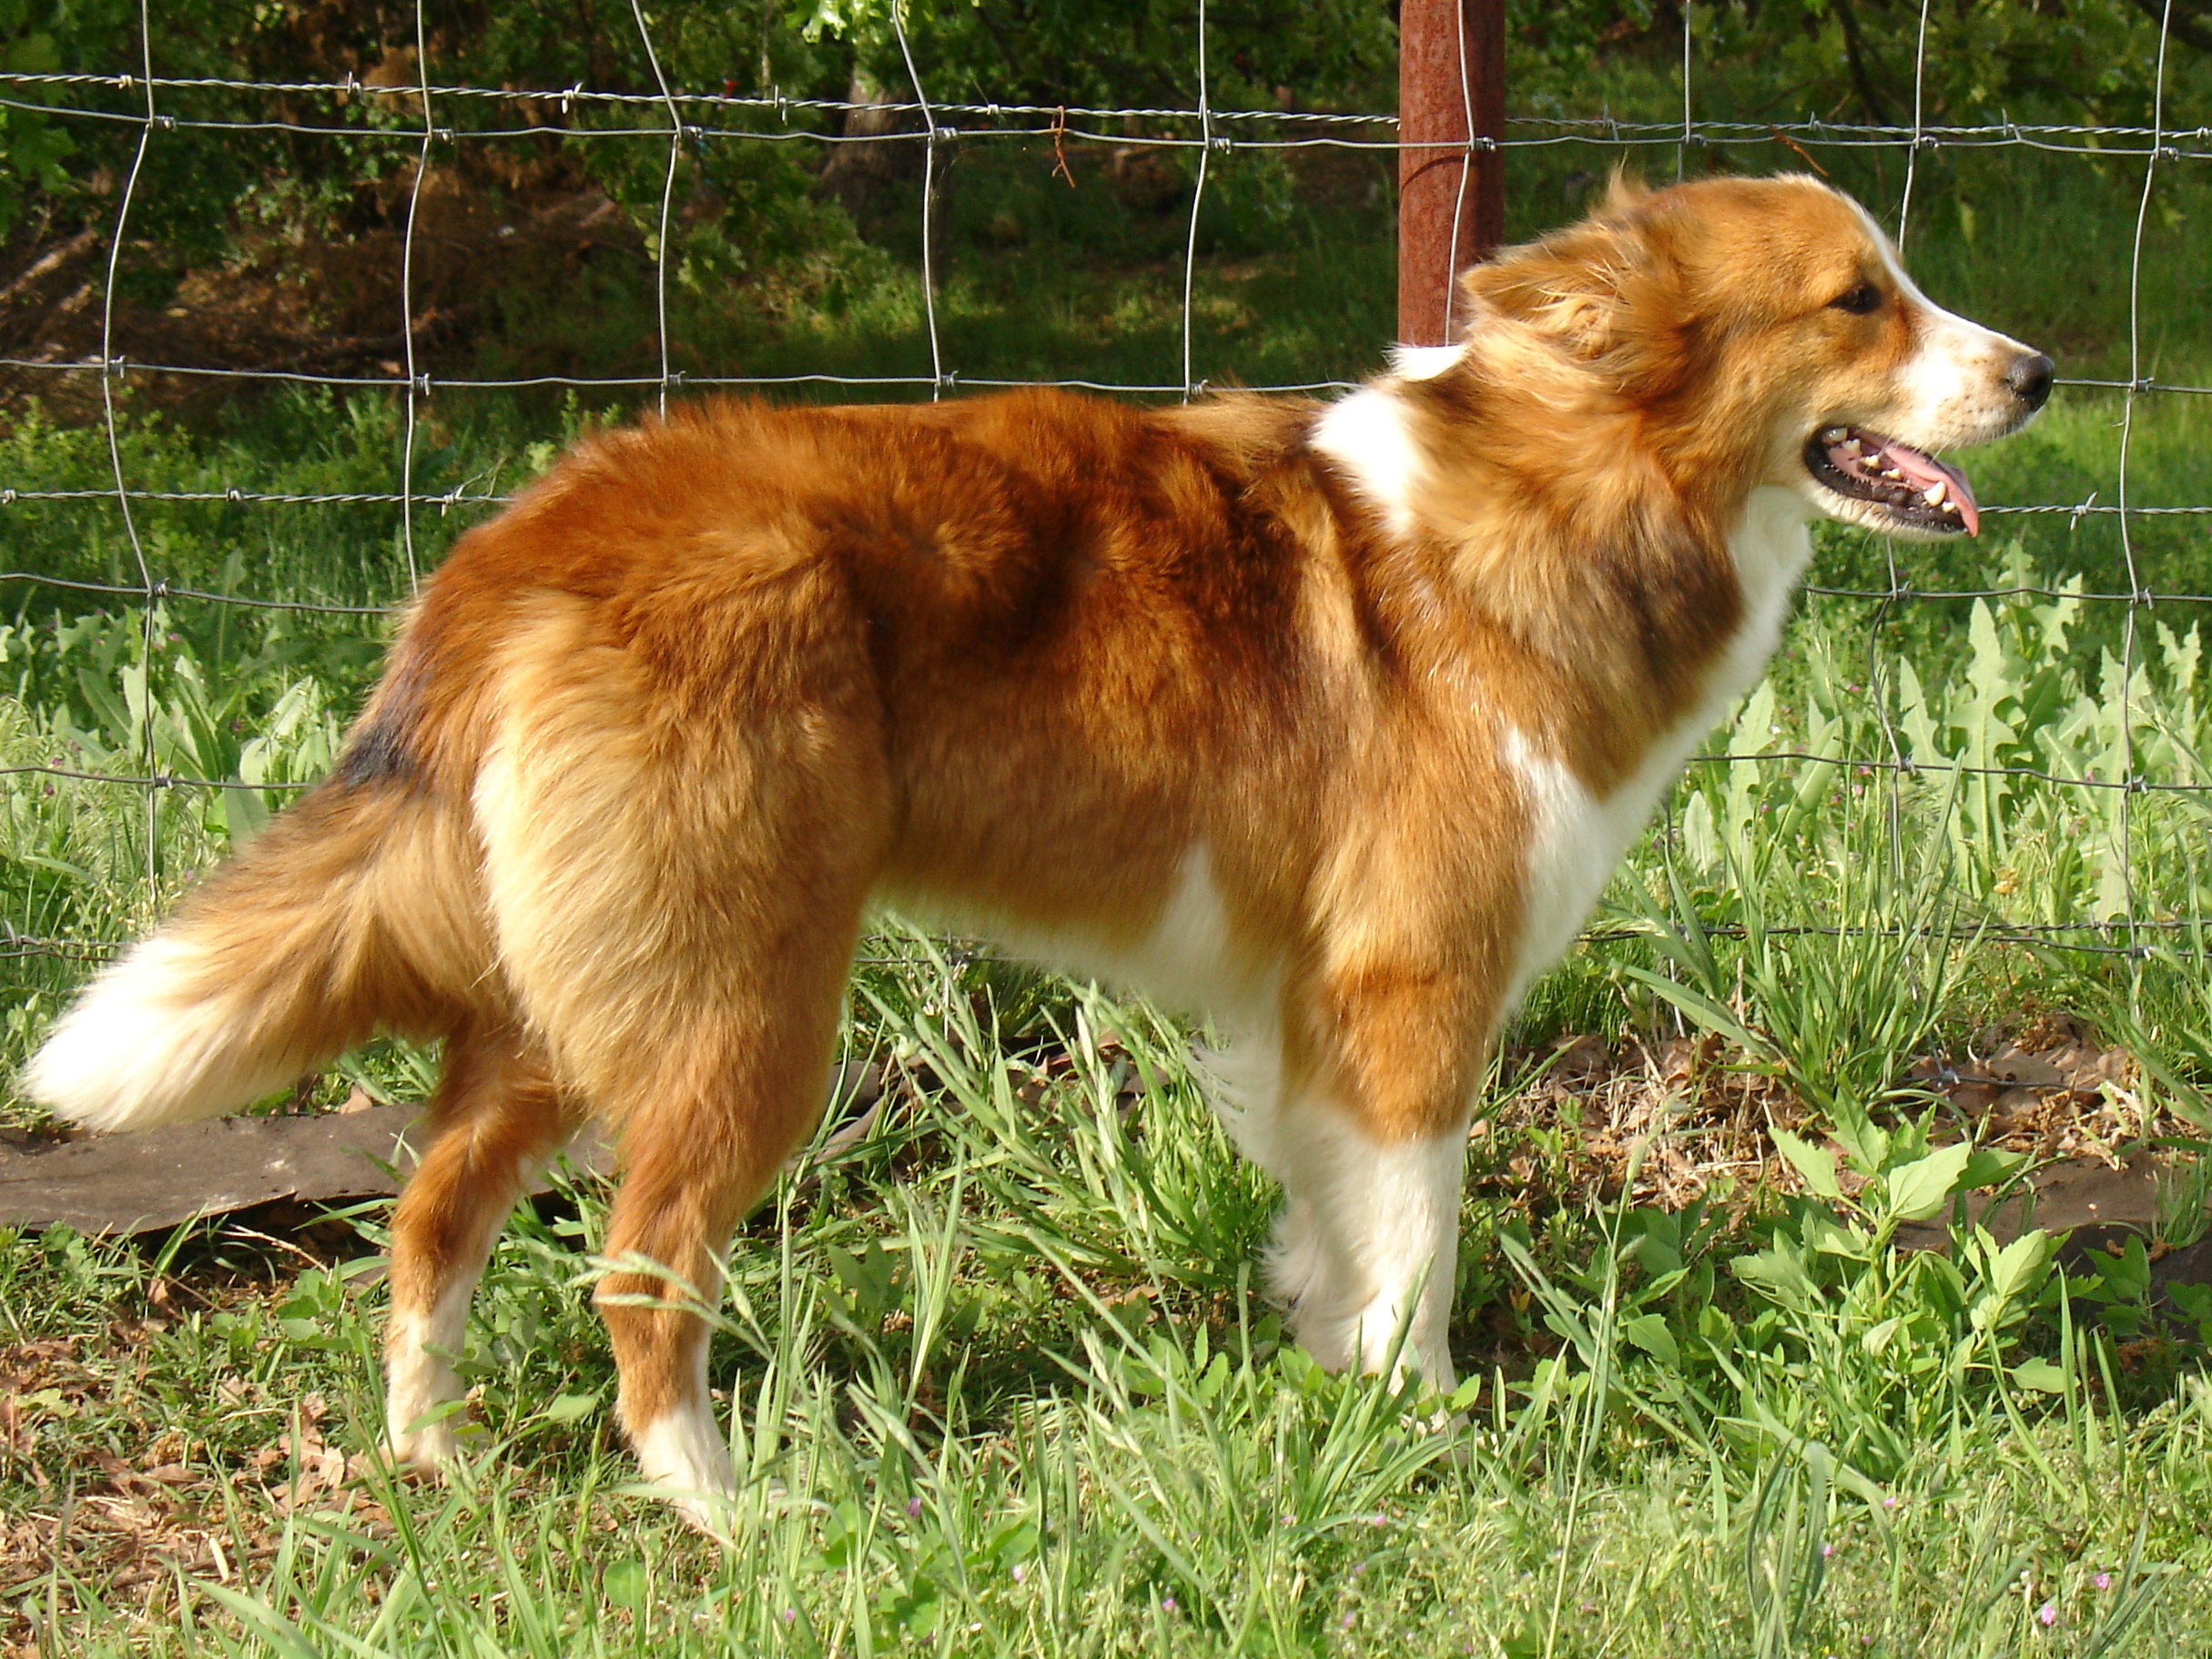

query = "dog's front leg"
(1261, 971), (1487, 1395)
(1265, 1096), (1468, 1391)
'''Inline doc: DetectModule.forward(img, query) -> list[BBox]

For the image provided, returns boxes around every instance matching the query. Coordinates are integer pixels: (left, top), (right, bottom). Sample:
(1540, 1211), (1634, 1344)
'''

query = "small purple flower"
(1882, 1495), (1899, 1510)
(2038, 1601), (2058, 1627)
(906, 1495), (923, 1519)
(1821, 1542), (1835, 1558)
(1340, 1612), (1355, 1632)
(1161, 1595), (1178, 1613)
(781, 1609), (797, 1625)
(2093, 1573), (2112, 1591)
(1011, 1563), (1027, 1584)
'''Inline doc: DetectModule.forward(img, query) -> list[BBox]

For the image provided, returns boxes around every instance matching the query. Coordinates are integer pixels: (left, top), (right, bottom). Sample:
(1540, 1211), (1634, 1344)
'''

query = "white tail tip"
(22, 933), (292, 1132)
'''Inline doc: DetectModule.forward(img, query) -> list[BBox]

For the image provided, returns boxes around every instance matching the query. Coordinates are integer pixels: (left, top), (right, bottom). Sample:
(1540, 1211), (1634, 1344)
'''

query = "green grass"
(5, 957), (2211, 1654)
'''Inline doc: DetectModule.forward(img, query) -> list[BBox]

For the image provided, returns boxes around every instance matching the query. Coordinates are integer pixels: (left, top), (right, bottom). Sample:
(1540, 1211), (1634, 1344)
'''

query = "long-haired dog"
(25, 175), (2049, 1519)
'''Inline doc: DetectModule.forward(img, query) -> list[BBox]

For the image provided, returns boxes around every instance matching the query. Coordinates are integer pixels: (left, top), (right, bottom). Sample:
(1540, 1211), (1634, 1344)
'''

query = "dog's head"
(1455, 173), (2050, 539)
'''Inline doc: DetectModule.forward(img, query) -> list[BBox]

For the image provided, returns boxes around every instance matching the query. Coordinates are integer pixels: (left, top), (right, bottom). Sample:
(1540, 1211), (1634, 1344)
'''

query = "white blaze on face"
(1856, 202), (2035, 447)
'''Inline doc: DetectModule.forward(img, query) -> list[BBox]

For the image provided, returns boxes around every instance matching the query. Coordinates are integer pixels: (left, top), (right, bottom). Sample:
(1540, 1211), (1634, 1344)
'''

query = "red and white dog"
(25, 174), (2048, 1518)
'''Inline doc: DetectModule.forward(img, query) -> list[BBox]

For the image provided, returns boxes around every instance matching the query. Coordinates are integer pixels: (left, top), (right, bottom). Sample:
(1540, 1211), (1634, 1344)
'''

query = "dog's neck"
(1309, 359), (1764, 792)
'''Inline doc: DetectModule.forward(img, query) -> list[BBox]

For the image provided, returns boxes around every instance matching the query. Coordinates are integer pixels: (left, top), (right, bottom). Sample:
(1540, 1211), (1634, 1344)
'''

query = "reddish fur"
(31, 174), (2045, 1483)
(387, 1023), (572, 1341)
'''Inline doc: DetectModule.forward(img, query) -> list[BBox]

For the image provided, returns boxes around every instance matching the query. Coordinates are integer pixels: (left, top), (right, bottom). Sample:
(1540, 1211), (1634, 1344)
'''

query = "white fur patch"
(1501, 731), (1651, 1012)
(1502, 486), (1813, 1007)
(1726, 485), (1822, 649)
(1258, 1096), (1466, 1389)
(1309, 385), (1423, 540)
(22, 932), (294, 1132)
(385, 1280), (477, 1466)
(632, 1357), (735, 1527)
(1203, 1045), (1464, 1391)
(1118, 842), (1253, 1012)
(1195, 1024), (1289, 1177)
(1386, 341), (1467, 382)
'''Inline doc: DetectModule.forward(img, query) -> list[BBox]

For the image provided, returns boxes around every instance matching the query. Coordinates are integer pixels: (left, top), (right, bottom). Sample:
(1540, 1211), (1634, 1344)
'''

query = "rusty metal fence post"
(1397, 0), (1505, 347)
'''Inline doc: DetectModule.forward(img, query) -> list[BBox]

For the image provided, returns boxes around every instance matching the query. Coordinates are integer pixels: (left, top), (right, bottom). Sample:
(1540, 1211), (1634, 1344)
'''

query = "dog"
(24, 174), (2049, 1521)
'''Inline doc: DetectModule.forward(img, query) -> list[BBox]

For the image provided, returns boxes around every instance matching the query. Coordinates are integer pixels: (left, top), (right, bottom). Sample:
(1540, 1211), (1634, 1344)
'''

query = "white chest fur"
(1500, 486), (1813, 1007)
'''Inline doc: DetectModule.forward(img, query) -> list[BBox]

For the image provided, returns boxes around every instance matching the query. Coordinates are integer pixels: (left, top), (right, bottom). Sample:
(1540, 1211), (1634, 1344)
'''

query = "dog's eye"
(1830, 283), (1883, 315)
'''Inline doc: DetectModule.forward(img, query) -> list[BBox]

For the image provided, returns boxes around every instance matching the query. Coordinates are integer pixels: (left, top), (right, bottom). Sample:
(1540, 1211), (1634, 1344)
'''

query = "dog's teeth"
(1841, 438), (1864, 458)
(1923, 481), (1947, 506)
(1820, 426), (1848, 442)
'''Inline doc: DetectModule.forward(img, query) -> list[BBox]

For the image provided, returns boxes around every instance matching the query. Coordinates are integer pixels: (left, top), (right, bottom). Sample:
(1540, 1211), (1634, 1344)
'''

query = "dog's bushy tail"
(23, 781), (479, 1132)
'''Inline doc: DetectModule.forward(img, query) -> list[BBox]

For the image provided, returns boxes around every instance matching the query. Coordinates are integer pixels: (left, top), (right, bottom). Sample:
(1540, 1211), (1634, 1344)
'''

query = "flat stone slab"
(0, 1099), (613, 1237)
(1893, 1152), (2160, 1253)
(0, 1060), (882, 1237)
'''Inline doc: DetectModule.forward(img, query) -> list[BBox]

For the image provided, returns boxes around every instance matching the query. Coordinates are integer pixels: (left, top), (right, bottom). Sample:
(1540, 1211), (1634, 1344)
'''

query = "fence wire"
(0, 11), (2206, 977)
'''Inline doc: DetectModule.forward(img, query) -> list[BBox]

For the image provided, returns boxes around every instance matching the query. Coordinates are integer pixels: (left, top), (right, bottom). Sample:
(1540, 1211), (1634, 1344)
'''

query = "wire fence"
(0, 3), (2205, 980)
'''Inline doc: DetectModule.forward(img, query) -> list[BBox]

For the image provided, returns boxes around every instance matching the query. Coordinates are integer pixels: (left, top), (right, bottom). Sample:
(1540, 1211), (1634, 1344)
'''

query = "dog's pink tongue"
(1876, 440), (1980, 536)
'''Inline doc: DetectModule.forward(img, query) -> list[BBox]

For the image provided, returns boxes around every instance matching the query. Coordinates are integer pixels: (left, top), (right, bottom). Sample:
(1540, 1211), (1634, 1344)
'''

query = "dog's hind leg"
(587, 903), (865, 1524)
(385, 1022), (574, 1468)
(465, 586), (889, 1521)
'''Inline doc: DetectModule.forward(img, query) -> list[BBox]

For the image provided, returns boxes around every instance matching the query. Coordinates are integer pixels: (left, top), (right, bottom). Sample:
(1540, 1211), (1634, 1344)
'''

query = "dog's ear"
(1454, 177), (1682, 381)
(1456, 209), (1652, 362)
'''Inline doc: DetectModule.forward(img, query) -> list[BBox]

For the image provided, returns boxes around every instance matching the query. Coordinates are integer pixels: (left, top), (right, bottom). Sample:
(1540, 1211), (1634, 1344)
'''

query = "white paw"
(632, 1402), (736, 1530)
(387, 1415), (464, 1468)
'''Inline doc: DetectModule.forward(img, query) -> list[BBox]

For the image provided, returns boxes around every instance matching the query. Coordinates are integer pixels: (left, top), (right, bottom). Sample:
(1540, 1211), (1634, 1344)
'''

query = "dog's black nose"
(2006, 352), (2054, 411)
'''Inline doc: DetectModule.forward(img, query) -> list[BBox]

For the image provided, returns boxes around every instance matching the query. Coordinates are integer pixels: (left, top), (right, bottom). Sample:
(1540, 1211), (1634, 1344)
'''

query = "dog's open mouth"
(1802, 427), (1979, 536)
